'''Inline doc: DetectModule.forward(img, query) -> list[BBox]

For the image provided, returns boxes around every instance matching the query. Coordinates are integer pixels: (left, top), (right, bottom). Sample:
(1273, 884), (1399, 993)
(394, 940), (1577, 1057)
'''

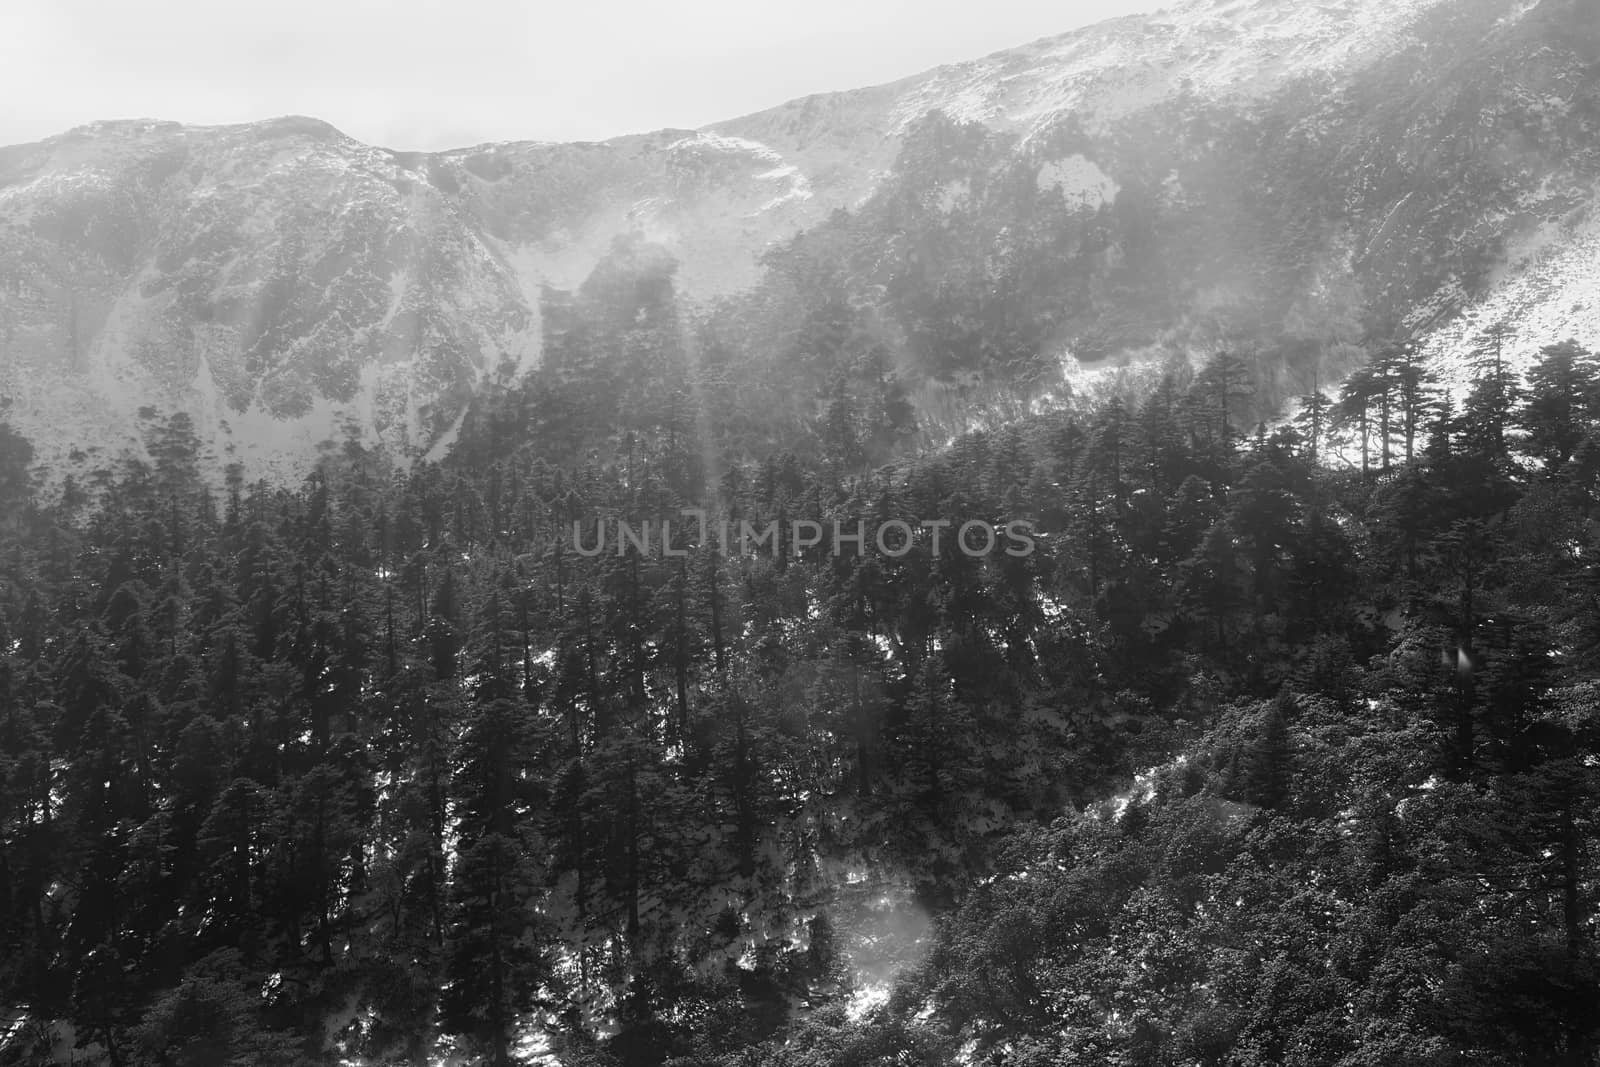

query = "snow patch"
(1419, 198), (1600, 391)
(936, 177), (969, 214)
(1036, 154), (1118, 207)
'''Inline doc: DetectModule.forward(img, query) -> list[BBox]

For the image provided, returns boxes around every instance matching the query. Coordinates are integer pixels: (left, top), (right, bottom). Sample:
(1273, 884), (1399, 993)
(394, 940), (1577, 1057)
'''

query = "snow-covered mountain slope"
(0, 119), (820, 480)
(1, 0), (1595, 481)
(717, 0), (1451, 176)
(1421, 190), (1600, 396)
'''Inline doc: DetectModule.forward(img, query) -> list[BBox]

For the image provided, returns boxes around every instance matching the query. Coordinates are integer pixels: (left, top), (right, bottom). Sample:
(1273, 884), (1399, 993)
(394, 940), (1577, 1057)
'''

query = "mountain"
(1, 0), (1596, 481)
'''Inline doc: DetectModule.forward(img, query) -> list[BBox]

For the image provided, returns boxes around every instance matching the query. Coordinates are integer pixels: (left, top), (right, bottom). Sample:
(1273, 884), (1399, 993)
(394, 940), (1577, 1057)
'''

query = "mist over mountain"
(11, 2), (1600, 1065)
(2, 0), (1595, 481)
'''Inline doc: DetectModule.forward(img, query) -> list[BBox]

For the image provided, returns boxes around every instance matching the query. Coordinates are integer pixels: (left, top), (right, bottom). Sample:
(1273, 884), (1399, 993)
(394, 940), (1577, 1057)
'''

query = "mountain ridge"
(2, 0), (1595, 483)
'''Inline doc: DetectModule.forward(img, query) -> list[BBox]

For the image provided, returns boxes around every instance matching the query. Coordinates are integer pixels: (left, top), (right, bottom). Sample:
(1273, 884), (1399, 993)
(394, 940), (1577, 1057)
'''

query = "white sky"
(0, 0), (1167, 151)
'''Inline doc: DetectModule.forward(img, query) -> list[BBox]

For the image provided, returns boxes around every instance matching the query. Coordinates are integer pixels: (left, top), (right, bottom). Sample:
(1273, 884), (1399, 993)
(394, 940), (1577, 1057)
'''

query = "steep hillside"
(2, 0), (1597, 480)
(0, 120), (818, 480)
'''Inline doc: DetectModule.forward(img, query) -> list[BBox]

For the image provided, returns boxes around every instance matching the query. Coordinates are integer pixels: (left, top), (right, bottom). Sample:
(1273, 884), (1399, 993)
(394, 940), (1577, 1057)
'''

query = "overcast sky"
(0, 0), (1167, 151)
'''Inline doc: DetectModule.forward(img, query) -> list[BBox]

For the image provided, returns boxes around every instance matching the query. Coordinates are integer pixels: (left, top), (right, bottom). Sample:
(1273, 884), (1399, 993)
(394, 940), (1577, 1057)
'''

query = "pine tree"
(1240, 693), (1294, 810)
(1333, 362), (1382, 481)
(1519, 339), (1599, 473)
(1187, 351), (1255, 485)
(440, 698), (550, 1067)
(1460, 322), (1525, 476)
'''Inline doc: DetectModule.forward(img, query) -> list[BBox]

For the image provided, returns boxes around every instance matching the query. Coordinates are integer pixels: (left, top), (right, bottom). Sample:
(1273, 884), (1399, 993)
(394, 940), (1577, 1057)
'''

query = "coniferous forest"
(7, 113), (1600, 1065)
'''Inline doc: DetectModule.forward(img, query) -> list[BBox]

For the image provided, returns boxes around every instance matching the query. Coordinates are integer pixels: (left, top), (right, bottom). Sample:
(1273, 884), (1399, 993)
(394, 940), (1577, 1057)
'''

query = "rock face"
(1, 0), (1597, 479)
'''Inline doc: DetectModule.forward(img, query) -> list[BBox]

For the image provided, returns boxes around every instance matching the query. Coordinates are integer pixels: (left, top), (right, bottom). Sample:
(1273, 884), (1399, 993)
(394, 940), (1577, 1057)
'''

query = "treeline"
(454, 108), (1215, 479)
(3, 329), (1600, 1065)
(752, 336), (1600, 1067)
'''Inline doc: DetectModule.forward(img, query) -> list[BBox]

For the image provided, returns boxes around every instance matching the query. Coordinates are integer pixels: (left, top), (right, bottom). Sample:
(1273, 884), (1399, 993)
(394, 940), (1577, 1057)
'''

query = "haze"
(0, 0), (1168, 151)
